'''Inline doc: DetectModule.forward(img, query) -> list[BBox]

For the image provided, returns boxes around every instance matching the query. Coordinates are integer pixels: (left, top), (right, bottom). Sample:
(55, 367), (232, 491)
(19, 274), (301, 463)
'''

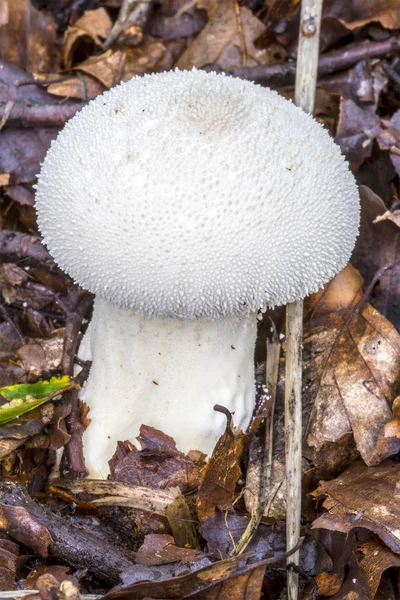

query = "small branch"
(285, 2), (323, 600)
(102, 0), (154, 51)
(0, 482), (134, 585)
(206, 37), (400, 87)
(61, 294), (94, 479)
(0, 103), (86, 128)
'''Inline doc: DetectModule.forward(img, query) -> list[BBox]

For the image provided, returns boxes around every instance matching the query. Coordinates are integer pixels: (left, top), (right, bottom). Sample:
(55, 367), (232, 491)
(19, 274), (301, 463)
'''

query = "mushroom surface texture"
(35, 69), (360, 478)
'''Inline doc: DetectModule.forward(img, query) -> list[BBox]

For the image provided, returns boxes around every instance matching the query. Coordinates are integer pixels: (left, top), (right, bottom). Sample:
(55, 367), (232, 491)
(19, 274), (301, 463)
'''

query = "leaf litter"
(1, 0), (400, 598)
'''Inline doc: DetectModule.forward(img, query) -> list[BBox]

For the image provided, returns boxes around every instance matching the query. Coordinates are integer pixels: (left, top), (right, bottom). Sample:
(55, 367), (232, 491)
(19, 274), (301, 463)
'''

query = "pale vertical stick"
(286, 1), (323, 599)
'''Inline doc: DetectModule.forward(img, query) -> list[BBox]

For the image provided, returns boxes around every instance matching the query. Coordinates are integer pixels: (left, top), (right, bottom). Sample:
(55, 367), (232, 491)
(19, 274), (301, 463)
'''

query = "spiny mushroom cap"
(35, 69), (359, 319)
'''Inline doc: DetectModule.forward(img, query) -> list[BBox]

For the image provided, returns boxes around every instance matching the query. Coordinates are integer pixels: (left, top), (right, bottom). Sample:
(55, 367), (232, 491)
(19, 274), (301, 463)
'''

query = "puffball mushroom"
(35, 69), (359, 478)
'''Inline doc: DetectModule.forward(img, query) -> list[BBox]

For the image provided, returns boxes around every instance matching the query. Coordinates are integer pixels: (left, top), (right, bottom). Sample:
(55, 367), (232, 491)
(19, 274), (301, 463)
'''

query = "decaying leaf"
(335, 99), (380, 169)
(352, 186), (400, 329)
(312, 460), (400, 554)
(102, 553), (273, 600)
(304, 264), (400, 466)
(197, 418), (246, 522)
(110, 425), (201, 493)
(0, 503), (53, 556)
(0, 533), (18, 591)
(0, 376), (78, 425)
(74, 50), (126, 89)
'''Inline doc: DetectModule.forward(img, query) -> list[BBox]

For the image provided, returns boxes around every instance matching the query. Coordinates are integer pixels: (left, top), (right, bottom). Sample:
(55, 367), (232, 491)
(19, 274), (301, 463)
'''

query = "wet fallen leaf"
(312, 460), (400, 554)
(177, 0), (266, 70)
(0, 376), (77, 425)
(328, 554), (371, 600)
(0, 503), (53, 556)
(134, 534), (203, 566)
(359, 537), (400, 598)
(197, 419), (246, 522)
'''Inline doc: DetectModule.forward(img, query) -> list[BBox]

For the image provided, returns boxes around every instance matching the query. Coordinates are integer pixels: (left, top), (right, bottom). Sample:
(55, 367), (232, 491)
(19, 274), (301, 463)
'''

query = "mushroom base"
(79, 297), (257, 478)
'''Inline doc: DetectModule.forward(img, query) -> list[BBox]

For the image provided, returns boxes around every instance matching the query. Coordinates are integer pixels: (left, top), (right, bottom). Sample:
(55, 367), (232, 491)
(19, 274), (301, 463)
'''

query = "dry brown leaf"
(75, 50), (126, 89)
(324, 0), (400, 30)
(312, 460), (400, 554)
(176, 0), (266, 70)
(63, 8), (113, 69)
(134, 534), (203, 566)
(122, 37), (166, 79)
(197, 420), (246, 522)
(0, 503), (53, 557)
(48, 75), (105, 101)
(359, 538), (400, 598)
(3, 0), (58, 73)
(304, 264), (400, 466)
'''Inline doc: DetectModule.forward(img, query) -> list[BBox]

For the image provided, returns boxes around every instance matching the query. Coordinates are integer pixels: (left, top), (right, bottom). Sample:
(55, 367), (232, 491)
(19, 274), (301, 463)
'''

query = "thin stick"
(286, 2), (323, 600)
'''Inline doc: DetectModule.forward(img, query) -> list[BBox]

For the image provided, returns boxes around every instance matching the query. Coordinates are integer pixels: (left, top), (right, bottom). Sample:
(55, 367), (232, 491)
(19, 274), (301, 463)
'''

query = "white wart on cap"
(35, 70), (360, 477)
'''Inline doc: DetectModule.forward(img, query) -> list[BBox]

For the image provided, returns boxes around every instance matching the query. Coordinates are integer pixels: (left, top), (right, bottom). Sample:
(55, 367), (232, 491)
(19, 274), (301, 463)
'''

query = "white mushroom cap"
(35, 69), (359, 319)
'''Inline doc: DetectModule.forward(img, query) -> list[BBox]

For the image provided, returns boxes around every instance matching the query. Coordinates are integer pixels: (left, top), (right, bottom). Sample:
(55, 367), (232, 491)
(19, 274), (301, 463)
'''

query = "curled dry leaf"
(0, 503), (53, 556)
(312, 460), (400, 554)
(304, 264), (400, 467)
(63, 8), (113, 69)
(359, 537), (400, 599)
(196, 418), (246, 522)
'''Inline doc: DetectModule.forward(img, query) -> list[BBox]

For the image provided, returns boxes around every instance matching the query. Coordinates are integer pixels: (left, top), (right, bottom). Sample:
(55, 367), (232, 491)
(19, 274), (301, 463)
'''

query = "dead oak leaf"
(0, 503), (53, 557)
(304, 264), (400, 467)
(312, 460), (400, 554)
(176, 0), (266, 70)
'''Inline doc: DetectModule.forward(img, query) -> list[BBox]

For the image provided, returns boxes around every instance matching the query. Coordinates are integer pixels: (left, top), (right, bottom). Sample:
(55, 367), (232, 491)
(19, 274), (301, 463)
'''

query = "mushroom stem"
(286, 0), (323, 598)
(80, 297), (257, 478)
